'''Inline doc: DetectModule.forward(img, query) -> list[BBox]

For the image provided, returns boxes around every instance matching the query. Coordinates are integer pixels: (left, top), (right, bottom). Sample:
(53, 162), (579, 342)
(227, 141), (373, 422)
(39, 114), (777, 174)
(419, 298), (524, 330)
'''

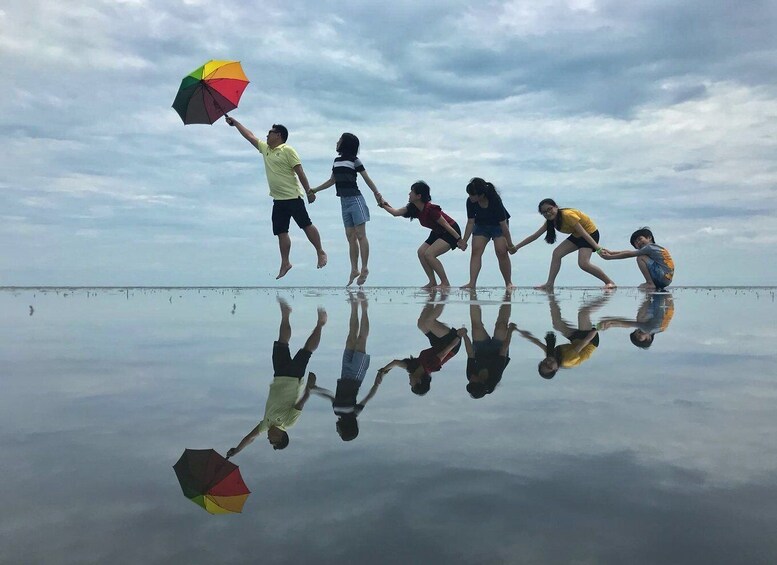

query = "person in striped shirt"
(312, 133), (383, 286)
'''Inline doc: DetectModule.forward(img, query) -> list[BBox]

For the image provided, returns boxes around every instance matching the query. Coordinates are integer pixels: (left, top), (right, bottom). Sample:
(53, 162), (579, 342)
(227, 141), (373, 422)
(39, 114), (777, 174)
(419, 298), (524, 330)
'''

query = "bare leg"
(276, 233), (293, 279)
(303, 307), (327, 352)
(471, 304), (489, 342)
(356, 298), (369, 353)
(578, 248), (615, 288)
(493, 237), (515, 289)
(345, 227), (359, 285)
(424, 239), (454, 287)
(536, 239), (576, 290)
(461, 236), (488, 289)
(303, 224), (327, 269)
(417, 243), (437, 288)
(493, 300), (511, 341)
(277, 297), (292, 344)
(345, 297), (359, 350)
(636, 256), (656, 289)
(355, 224), (370, 285)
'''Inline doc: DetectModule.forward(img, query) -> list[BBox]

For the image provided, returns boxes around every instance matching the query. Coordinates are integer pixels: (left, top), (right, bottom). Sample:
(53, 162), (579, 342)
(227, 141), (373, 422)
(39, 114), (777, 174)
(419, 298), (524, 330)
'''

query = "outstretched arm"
(600, 249), (639, 260)
(500, 219), (515, 249)
(225, 116), (259, 147)
(294, 373), (318, 410)
(312, 175), (336, 194)
(516, 328), (547, 352)
(359, 372), (385, 407)
(359, 170), (383, 204)
(572, 223), (602, 251)
(437, 217), (463, 243)
(459, 327), (474, 358)
(460, 219), (475, 247)
(380, 202), (409, 217)
(226, 422), (265, 458)
(513, 224), (546, 251)
(293, 164), (315, 203)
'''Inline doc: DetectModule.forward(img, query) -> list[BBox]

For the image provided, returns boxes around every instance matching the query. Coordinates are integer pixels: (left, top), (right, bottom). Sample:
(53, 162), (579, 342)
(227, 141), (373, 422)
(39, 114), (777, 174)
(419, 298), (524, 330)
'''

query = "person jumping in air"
(512, 199), (615, 290)
(459, 178), (516, 290)
(600, 227), (674, 290)
(225, 117), (327, 279)
(379, 181), (464, 289)
(311, 133), (383, 286)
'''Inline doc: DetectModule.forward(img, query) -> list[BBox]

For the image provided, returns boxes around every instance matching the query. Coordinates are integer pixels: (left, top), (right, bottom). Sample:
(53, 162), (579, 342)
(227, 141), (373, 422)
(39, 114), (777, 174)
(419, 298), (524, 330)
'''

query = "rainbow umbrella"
(173, 448), (251, 514)
(172, 60), (249, 125)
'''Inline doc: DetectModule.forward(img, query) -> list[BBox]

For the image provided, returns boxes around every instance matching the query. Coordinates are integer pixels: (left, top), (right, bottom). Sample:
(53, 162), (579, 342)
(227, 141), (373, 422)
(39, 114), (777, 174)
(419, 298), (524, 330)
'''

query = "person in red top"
(378, 295), (463, 395)
(380, 181), (465, 289)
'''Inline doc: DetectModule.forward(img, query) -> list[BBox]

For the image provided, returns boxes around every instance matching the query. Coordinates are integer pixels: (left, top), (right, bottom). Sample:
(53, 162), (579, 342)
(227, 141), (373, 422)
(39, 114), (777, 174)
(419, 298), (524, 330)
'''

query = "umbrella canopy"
(173, 448), (251, 514)
(172, 60), (249, 125)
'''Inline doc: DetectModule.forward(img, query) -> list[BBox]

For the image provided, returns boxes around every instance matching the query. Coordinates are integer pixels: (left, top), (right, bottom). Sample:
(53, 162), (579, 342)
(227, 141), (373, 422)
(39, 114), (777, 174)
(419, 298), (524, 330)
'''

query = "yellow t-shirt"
(558, 342), (597, 368)
(255, 140), (304, 200)
(257, 376), (303, 433)
(557, 209), (597, 235)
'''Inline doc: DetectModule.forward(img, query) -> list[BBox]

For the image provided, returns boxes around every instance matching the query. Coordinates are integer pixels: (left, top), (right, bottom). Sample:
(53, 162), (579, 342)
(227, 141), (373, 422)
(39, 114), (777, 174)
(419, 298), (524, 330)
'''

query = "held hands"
(457, 327), (468, 337)
(306, 190), (316, 204)
(508, 244), (518, 255)
(456, 239), (468, 251)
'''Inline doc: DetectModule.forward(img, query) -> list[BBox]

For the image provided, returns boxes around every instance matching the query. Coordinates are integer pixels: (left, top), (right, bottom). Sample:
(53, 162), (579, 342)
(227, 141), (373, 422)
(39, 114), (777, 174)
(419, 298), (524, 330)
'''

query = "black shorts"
(425, 328), (462, 357)
(272, 342), (312, 379)
(272, 198), (313, 235)
(567, 329), (600, 347)
(566, 229), (600, 250)
(424, 222), (461, 251)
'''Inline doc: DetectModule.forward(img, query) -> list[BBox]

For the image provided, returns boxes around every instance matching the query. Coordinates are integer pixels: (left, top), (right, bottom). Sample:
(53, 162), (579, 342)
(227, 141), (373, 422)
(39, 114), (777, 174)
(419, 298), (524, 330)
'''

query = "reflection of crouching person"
(227, 302), (326, 458)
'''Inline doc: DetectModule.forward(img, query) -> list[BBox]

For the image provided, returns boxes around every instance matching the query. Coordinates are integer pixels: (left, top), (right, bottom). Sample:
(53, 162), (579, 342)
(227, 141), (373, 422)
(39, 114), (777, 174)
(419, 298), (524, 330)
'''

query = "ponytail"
(544, 331), (557, 357)
(538, 198), (560, 244)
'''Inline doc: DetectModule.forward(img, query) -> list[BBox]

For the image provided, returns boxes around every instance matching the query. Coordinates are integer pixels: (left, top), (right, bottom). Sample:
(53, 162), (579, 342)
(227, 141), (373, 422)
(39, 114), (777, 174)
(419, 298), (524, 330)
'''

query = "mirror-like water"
(2, 287), (776, 564)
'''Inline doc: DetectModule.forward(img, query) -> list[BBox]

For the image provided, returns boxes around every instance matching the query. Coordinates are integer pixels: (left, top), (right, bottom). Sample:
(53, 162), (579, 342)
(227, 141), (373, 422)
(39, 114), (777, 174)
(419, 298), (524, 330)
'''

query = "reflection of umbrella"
(172, 60), (249, 124)
(173, 449), (251, 514)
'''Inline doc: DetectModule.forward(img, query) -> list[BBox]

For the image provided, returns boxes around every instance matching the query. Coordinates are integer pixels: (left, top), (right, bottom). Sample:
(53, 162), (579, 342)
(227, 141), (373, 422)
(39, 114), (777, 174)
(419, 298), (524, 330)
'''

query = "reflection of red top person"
(380, 181), (464, 289)
(225, 117), (327, 280)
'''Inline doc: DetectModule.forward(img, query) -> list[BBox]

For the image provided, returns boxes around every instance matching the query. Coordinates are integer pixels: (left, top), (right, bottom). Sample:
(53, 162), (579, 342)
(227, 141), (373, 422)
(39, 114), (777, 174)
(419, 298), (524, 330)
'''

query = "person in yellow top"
(515, 292), (611, 379)
(227, 298), (326, 457)
(226, 117), (327, 280)
(512, 198), (615, 290)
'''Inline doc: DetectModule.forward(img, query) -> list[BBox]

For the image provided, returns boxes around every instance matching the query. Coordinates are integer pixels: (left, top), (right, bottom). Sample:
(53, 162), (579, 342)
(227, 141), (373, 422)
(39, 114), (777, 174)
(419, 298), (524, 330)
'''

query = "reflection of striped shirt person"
(332, 156), (365, 197)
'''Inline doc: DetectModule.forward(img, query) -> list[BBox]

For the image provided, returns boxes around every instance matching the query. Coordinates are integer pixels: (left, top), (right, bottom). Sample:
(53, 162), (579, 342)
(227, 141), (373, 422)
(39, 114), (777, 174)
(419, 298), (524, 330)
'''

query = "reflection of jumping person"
(311, 133), (383, 286)
(226, 299), (326, 457)
(459, 178), (516, 290)
(310, 292), (383, 441)
(512, 199), (615, 290)
(380, 181), (463, 289)
(225, 117), (327, 279)
(516, 292), (611, 379)
(598, 293), (675, 349)
(379, 294), (462, 395)
(460, 292), (517, 398)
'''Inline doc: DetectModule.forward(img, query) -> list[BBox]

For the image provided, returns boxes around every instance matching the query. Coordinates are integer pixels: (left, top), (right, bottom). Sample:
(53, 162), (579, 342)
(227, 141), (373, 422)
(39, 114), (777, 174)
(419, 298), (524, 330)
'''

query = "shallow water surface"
(2, 287), (777, 564)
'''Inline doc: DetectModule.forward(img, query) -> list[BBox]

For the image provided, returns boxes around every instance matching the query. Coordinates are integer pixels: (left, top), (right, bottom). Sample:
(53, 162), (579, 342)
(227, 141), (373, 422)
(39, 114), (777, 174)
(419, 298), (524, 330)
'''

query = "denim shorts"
(473, 223), (504, 240)
(340, 194), (370, 228)
(647, 260), (672, 288)
(341, 349), (370, 381)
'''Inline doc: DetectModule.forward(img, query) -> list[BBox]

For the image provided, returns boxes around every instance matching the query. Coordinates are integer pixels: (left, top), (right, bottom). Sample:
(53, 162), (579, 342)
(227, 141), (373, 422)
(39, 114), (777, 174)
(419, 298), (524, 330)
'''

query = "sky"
(2, 0), (777, 287)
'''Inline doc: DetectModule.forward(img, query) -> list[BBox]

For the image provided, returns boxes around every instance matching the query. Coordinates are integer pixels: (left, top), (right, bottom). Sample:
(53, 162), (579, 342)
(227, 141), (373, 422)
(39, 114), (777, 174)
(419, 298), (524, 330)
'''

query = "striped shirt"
(332, 156), (365, 197)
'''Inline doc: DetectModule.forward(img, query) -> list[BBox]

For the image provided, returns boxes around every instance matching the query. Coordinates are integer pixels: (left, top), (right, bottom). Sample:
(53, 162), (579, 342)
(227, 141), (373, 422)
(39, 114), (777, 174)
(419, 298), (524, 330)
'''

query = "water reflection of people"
(598, 293), (675, 349)
(379, 294), (462, 395)
(517, 293), (611, 379)
(226, 298), (326, 457)
(310, 292), (383, 441)
(460, 292), (517, 398)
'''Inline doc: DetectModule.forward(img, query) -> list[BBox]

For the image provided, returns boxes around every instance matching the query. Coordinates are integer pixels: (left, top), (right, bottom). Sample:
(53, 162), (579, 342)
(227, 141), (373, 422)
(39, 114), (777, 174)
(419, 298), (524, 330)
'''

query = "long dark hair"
(404, 181), (432, 220)
(337, 132), (360, 158)
(538, 331), (561, 379)
(403, 356), (432, 395)
(538, 198), (563, 244)
(466, 177), (504, 207)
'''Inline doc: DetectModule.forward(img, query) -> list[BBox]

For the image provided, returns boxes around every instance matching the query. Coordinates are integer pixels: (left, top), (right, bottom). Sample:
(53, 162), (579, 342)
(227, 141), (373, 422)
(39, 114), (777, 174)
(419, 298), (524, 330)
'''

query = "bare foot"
(505, 283), (516, 290)
(347, 271), (359, 286)
(317, 251), (328, 269)
(317, 307), (328, 325)
(460, 283), (476, 289)
(421, 282), (436, 290)
(357, 268), (369, 286)
(276, 263), (292, 279)
(534, 283), (553, 291)
(604, 282), (617, 289)
(637, 282), (655, 290)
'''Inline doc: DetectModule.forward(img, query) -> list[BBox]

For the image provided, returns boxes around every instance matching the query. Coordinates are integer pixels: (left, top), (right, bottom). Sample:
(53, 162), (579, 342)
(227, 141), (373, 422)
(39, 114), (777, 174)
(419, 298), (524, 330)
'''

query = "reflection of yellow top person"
(516, 293), (611, 379)
(227, 299), (326, 457)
